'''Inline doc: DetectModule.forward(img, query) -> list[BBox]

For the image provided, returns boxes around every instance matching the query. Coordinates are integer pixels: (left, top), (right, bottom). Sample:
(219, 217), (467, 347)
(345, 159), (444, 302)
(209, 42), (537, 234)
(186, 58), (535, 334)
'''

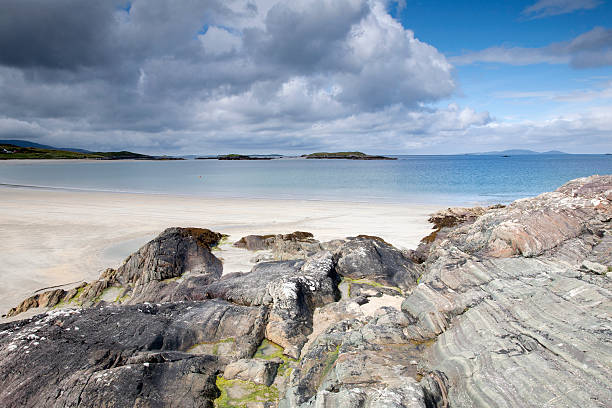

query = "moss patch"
(113, 290), (130, 304)
(92, 286), (123, 304)
(67, 286), (85, 304)
(52, 286), (86, 309)
(254, 339), (284, 360)
(211, 235), (231, 251)
(253, 339), (297, 378)
(214, 376), (279, 407)
(318, 345), (340, 388)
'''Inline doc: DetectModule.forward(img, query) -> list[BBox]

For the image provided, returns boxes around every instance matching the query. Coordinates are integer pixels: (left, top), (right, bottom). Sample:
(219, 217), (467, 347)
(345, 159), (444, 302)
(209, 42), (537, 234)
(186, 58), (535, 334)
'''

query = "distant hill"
(467, 149), (568, 156)
(0, 139), (92, 153)
(0, 141), (162, 160)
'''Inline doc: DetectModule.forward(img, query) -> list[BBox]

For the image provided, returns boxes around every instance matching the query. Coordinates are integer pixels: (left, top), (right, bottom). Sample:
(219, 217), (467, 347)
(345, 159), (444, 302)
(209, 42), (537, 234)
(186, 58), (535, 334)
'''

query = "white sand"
(0, 185), (441, 317)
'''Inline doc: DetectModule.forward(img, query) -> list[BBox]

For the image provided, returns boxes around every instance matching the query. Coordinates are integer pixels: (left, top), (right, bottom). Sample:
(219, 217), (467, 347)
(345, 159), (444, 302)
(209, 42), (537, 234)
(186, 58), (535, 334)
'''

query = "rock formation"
(1, 175), (610, 407)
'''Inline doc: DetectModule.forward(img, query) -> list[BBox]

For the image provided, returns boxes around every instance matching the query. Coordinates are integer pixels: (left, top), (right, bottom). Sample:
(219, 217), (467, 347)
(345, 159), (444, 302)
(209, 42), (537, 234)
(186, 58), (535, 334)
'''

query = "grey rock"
(3, 175), (611, 408)
(282, 305), (430, 408)
(203, 253), (340, 358)
(401, 175), (612, 407)
(581, 260), (608, 274)
(0, 300), (267, 407)
(6, 227), (224, 316)
(224, 358), (281, 386)
(436, 175), (612, 258)
(408, 204), (503, 263)
(334, 237), (422, 290)
(234, 231), (323, 260)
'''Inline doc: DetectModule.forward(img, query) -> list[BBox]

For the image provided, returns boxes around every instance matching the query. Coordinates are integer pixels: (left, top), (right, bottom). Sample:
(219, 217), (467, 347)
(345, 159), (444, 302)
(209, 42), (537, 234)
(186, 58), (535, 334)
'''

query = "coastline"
(0, 185), (442, 317)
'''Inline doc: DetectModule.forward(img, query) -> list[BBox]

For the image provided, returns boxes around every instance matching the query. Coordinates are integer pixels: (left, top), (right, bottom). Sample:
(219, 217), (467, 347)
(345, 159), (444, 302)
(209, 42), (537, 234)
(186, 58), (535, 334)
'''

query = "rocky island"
(217, 154), (275, 160)
(0, 175), (610, 407)
(303, 152), (396, 160)
(197, 154), (277, 160)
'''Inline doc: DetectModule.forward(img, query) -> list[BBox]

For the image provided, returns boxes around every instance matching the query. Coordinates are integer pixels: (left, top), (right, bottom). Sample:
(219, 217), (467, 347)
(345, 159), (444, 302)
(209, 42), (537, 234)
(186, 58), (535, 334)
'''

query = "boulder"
(334, 237), (422, 290)
(0, 300), (266, 407)
(234, 231), (324, 260)
(6, 227), (224, 317)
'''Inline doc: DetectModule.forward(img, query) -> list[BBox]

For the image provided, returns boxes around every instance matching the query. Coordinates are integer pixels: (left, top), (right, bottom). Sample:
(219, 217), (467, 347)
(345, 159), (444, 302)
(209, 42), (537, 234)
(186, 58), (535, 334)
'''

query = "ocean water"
(0, 155), (610, 205)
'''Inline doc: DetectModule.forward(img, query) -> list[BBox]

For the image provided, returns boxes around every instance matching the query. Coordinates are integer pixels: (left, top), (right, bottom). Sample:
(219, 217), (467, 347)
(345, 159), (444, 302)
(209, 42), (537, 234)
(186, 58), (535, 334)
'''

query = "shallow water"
(0, 154), (610, 205)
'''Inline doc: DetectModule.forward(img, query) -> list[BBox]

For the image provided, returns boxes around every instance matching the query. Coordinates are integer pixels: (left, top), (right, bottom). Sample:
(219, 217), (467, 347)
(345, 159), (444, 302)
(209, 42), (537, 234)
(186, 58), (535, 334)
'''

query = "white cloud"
(199, 26), (242, 56)
(523, 0), (602, 19)
(0, 0), (610, 155)
(495, 80), (612, 102)
(452, 27), (612, 68)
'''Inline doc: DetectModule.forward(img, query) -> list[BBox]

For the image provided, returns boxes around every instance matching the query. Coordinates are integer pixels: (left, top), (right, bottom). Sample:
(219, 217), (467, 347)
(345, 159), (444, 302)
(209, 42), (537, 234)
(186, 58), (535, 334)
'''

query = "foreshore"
(0, 185), (442, 317)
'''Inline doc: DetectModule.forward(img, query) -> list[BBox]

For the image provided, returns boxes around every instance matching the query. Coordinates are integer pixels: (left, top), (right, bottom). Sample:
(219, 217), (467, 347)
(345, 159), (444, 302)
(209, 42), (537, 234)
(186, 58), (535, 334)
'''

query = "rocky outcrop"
(203, 253), (340, 358)
(401, 175), (612, 407)
(6, 227), (224, 316)
(408, 204), (504, 263)
(233, 231), (327, 260)
(282, 303), (432, 408)
(1, 175), (611, 407)
(0, 301), (264, 407)
(436, 176), (611, 258)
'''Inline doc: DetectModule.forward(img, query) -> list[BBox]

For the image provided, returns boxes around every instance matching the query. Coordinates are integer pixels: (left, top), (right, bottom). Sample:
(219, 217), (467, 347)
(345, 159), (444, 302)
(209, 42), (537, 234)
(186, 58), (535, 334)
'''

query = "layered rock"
(1, 175), (611, 407)
(401, 175), (612, 407)
(407, 204), (504, 263)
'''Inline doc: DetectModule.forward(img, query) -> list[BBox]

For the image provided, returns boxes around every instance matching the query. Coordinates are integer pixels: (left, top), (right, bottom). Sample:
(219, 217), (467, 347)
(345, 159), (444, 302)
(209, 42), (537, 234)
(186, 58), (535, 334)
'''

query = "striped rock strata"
(402, 175), (612, 407)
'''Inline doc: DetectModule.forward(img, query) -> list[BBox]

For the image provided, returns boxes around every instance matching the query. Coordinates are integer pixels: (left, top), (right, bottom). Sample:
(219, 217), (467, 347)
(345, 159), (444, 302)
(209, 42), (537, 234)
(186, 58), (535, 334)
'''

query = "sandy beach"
(0, 185), (442, 317)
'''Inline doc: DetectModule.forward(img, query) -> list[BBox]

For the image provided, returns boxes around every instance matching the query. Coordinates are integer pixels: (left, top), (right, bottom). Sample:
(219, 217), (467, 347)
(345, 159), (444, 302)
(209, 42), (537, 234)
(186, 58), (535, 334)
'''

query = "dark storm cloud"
(0, 0), (469, 153)
(0, 1), (116, 70)
(244, 1), (369, 72)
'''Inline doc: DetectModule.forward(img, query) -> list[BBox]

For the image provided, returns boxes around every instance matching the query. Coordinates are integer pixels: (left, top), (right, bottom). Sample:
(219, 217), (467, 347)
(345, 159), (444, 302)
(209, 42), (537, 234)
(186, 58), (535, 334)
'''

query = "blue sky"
(394, 0), (612, 130)
(0, 0), (610, 154)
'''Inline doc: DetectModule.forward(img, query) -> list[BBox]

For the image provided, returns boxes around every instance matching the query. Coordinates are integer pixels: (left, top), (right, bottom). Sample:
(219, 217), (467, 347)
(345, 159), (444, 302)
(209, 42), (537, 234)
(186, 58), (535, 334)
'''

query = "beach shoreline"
(0, 185), (443, 317)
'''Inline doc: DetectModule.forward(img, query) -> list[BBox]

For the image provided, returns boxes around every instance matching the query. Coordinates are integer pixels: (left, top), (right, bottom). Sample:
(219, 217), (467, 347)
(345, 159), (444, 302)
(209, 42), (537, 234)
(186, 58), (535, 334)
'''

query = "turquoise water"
(0, 155), (610, 205)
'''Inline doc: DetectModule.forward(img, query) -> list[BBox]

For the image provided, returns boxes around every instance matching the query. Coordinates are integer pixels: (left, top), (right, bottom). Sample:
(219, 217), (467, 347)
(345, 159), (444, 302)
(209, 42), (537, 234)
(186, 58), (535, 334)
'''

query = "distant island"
(466, 149), (568, 156)
(196, 154), (278, 160)
(302, 152), (396, 160)
(0, 140), (183, 160)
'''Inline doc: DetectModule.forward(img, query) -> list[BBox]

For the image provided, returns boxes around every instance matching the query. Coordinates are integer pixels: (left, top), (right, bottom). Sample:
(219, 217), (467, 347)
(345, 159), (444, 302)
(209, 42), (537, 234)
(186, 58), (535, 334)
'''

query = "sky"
(0, 0), (611, 155)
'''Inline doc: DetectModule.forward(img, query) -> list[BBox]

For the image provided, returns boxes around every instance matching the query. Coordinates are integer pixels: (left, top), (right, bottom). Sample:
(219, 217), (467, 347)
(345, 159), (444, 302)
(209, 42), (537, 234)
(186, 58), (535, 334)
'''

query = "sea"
(0, 154), (611, 206)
